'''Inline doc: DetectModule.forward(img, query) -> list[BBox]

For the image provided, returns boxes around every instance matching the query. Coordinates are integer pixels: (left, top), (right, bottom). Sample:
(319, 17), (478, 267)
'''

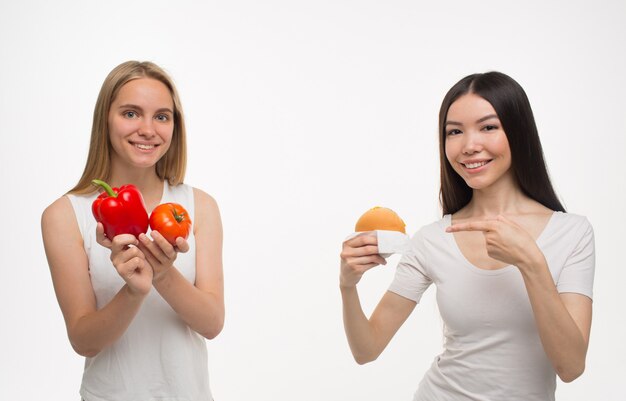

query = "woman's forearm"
(68, 285), (145, 357)
(153, 267), (224, 339)
(341, 285), (379, 364)
(520, 257), (590, 382)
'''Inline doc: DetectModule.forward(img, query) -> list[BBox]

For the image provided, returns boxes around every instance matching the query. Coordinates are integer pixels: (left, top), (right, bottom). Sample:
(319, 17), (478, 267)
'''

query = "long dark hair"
(438, 72), (565, 215)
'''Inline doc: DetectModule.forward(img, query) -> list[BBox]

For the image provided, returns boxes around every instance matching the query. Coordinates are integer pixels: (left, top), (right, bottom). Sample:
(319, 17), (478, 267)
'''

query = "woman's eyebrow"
(118, 103), (143, 110)
(117, 104), (173, 114)
(476, 114), (499, 123)
(445, 114), (498, 126)
(445, 114), (499, 127)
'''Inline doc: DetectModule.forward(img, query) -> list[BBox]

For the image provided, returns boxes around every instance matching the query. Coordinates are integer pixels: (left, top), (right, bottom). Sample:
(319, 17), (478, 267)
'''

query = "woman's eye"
(155, 114), (170, 122)
(446, 129), (462, 136)
(123, 111), (138, 118)
(483, 125), (498, 131)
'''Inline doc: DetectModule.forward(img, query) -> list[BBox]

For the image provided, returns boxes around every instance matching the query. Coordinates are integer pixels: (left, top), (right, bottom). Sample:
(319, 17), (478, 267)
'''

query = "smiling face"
(444, 93), (514, 191)
(107, 77), (175, 171)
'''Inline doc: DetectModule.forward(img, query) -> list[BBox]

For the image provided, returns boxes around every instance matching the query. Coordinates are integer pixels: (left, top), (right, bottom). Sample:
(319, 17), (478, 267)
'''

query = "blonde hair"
(69, 61), (187, 195)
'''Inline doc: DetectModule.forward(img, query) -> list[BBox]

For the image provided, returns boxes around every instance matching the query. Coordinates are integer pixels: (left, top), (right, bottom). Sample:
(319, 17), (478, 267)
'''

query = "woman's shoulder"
(190, 187), (218, 206)
(407, 215), (449, 243)
(168, 183), (217, 205)
(41, 195), (83, 240)
(548, 211), (593, 241)
(551, 211), (592, 229)
(179, 186), (218, 218)
(42, 196), (73, 223)
(185, 186), (222, 235)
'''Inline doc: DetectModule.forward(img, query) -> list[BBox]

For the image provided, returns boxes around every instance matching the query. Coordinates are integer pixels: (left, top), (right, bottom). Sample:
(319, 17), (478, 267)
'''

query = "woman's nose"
(137, 118), (156, 137)
(461, 131), (482, 155)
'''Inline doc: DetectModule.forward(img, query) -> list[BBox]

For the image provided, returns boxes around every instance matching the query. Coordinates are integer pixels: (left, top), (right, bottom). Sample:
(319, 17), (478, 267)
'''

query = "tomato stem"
(92, 179), (117, 197)
(171, 205), (186, 223)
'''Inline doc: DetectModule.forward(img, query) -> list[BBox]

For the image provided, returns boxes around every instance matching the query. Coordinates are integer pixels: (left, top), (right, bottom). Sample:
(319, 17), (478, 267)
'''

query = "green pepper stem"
(92, 179), (117, 197)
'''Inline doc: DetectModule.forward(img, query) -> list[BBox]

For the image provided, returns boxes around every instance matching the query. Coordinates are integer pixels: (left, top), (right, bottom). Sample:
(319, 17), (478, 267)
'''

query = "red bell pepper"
(91, 179), (149, 239)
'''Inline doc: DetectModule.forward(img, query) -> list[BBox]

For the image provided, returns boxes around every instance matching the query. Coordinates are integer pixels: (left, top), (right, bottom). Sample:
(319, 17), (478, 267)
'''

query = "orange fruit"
(355, 206), (406, 233)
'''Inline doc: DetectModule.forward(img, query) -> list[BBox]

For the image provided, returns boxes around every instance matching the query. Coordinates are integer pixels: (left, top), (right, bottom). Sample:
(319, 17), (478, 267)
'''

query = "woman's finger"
(446, 220), (495, 233)
(136, 241), (160, 269)
(346, 254), (387, 268)
(174, 237), (190, 253)
(95, 223), (113, 248)
(341, 244), (380, 259)
(111, 244), (144, 267)
(344, 232), (378, 247)
(137, 234), (167, 265)
(149, 231), (178, 260)
(110, 234), (140, 254)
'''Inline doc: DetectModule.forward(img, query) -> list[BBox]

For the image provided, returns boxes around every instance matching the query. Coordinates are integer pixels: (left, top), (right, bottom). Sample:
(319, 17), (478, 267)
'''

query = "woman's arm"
(518, 256), (592, 382)
(139, 188), (225, 339)
(447, 215), (592, 382)
(340, 234), (416, 364)
(42, 197), (151, 357)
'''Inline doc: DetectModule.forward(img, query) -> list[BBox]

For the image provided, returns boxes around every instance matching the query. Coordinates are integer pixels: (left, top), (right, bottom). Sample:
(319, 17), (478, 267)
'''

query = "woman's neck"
(465, 187), (528, 217)
(458, 173), (538, 218)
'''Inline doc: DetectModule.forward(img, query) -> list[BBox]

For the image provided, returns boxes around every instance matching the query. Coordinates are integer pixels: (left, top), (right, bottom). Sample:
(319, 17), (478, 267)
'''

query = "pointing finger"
(446, 220), (495, 233)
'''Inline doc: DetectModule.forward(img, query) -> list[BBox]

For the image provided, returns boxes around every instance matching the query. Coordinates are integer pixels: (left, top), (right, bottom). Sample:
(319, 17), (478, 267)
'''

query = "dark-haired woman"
(340, 72), (594, 400)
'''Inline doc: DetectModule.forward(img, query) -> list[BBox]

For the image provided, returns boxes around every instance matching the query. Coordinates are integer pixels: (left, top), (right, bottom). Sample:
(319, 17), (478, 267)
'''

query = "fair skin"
(340, 93), (592, 383)
(42, 77), (224, 357)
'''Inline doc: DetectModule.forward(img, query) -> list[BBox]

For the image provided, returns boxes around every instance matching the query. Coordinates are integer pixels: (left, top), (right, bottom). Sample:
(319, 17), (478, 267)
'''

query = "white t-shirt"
(68, 182), (213, 401)
(389, 212), (595, 401)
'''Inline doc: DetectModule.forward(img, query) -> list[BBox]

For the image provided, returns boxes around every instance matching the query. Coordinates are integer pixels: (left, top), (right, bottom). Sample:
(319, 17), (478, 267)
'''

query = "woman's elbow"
(352, 348), (381, 365)
(557, 363), (585, 383)
(200, 316), (225, 340)
(70, 340), (101, 358)
(201, 326), (222, 340)
(354, 354), (377, 365)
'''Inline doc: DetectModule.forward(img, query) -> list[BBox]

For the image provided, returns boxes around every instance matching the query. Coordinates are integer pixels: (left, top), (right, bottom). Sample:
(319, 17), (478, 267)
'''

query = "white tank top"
(68, 182), (213, 401)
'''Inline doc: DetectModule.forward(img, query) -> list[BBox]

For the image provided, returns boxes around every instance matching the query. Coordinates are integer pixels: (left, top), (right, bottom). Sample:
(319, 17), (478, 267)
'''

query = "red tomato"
(149, 203), (192, 245)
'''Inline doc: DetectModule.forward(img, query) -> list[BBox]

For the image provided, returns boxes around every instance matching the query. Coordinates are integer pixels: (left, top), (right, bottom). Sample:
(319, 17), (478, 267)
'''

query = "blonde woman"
(42, 61), (224, 401)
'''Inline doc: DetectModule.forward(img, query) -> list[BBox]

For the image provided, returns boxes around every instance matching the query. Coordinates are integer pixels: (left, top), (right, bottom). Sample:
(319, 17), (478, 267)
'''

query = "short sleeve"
(388, 232), (433, 303)
(556, 218), (595, 299)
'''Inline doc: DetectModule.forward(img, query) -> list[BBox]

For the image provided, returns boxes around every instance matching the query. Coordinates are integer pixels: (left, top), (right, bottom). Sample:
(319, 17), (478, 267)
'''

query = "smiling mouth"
(462, 160), (491, 169)
(130, 142), (159, 150)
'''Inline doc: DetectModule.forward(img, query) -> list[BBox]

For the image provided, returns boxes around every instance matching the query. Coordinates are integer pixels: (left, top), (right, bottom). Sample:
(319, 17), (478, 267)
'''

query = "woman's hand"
(96, 222), (153, 295)
(137, 230), (189, 283)
(446, 215), (543, 270)
(340, 232), (387, 288)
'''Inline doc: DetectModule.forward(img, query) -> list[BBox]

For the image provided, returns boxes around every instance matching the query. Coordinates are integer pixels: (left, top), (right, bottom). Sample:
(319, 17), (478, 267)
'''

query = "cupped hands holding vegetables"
(92, 179), (192, 284)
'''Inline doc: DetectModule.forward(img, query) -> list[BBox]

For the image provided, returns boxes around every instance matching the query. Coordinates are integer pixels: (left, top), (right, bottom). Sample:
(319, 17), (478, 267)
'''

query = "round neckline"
(443, 211), (560, 276)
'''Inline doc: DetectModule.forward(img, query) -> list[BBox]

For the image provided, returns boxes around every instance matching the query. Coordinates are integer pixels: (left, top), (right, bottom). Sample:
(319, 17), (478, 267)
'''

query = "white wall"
(1, 1), (624, 400)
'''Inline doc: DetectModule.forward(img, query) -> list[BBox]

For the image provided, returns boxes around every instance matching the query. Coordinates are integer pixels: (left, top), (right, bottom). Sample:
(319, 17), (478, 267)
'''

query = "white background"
(1, 1), (625, 400)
